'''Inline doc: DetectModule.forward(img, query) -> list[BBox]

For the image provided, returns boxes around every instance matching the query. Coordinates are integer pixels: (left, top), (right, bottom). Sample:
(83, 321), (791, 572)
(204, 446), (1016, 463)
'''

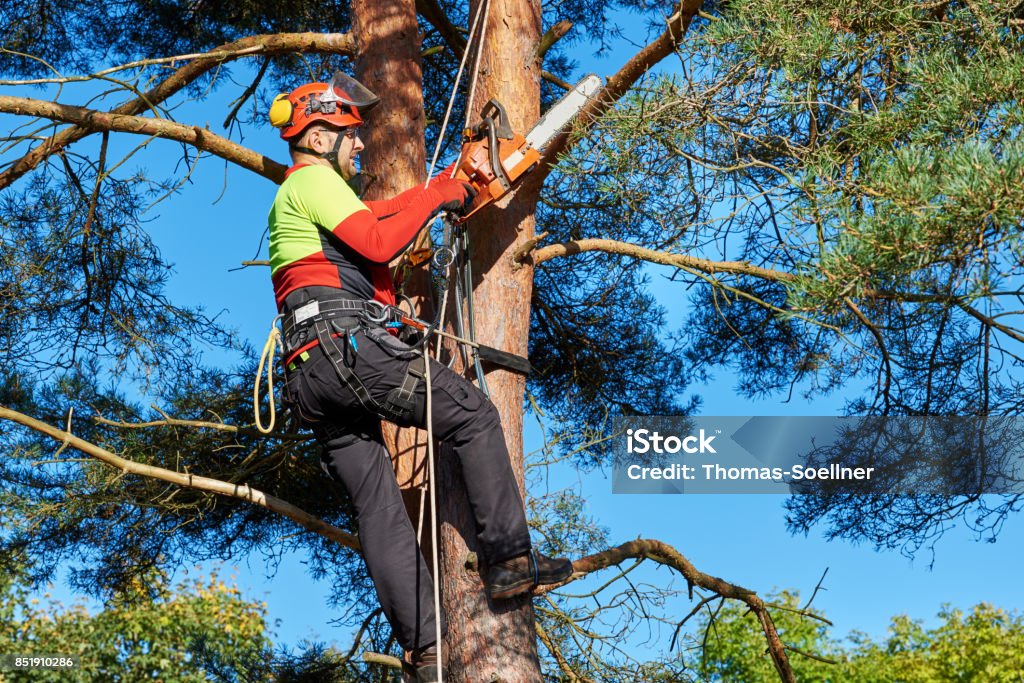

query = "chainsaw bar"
(528, 74), (602, 151)
(453, 74), (603, 221)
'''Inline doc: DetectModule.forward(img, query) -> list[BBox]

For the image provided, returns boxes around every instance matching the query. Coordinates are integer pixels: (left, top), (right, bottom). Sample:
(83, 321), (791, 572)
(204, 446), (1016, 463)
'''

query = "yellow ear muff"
(269, 94), (294, 128)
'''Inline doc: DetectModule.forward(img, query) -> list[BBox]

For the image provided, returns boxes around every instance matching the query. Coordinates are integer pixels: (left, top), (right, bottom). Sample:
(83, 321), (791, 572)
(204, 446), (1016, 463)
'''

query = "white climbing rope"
(422, 344), (444, 683)
(425, 0), (494, 183)
(418, 2), (496, 678)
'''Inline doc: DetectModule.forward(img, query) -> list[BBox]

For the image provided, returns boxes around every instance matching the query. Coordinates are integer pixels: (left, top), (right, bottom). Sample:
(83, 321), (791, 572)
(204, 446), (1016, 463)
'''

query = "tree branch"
(0, 405), (359, 551)
(93, 413), (310, 441)
(361, 651), (404, 670)
(536, 620), (593, 683)
(542, 70), (573, 91)
(527, 0), (705, 189)
(521, 239), (1024, 346)
(536, 21), (573, 63)
(224, 56), (271, 129)
(543, 538), (796, 683)
(518, 237), (796, 283)
(0, 31), (355, 190)
(0, 96), (287, 183)
(416, 0), (466, 57)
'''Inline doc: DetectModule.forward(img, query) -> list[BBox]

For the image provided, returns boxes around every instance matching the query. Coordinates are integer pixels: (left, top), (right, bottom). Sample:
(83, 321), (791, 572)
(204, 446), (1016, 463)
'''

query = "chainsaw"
(451, 74), (602, 221)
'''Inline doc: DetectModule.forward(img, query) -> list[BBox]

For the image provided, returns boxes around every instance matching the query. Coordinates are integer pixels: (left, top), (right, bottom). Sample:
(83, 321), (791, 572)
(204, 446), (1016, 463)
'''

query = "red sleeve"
(332, 173), (472, 263)
(331, 194), (440, 264)
(363, 185), (424, 218)
(364, 164), (458, 217)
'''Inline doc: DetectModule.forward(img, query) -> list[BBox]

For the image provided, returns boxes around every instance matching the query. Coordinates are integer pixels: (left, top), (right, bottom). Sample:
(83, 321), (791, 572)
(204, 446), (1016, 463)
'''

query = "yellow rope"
(254, 319), (283, 434)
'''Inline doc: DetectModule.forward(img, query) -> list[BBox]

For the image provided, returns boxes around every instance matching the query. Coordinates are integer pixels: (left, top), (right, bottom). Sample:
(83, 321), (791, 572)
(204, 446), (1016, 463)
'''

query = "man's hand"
(434, 177), (477, 216)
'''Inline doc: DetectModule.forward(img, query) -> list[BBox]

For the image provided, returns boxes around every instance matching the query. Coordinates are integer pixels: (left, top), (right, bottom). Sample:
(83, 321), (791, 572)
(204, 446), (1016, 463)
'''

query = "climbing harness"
(283, 295), (434, 424)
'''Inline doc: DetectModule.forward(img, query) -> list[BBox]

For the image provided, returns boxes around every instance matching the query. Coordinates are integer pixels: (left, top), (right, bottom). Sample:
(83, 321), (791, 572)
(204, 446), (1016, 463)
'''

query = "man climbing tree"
(265, 71), (571, 681)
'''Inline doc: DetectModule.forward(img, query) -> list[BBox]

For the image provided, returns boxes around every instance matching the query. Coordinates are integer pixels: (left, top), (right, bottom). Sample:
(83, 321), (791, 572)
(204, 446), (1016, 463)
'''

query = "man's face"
(307, 126), (364, 179)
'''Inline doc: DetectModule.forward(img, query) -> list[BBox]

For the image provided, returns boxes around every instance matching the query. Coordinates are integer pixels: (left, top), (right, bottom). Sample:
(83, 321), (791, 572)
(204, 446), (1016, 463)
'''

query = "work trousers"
(283, 323), (532, 651)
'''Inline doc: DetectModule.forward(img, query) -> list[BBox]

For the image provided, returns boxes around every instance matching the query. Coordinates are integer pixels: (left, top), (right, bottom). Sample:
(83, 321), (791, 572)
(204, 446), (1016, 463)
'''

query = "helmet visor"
(319, 71), (380, 111)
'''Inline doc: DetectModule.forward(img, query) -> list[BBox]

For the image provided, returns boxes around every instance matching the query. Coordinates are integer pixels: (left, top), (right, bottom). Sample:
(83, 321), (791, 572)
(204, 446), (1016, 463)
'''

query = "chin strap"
(290, 131), (347, 176)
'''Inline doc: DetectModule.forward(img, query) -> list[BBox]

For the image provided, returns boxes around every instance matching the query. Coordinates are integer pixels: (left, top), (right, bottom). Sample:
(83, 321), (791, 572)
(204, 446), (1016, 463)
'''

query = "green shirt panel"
(268, 165), (366, 275)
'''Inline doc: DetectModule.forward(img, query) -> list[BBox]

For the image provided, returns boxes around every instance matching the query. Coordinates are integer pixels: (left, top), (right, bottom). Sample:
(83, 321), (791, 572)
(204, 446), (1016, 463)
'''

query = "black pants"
(284, 323), (532, 651)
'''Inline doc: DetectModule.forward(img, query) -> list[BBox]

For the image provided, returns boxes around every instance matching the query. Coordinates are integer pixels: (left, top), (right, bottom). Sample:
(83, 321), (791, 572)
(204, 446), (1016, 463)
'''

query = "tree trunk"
(353, 0), (545, 678)
(438, 0), (544, 680)
(350, 0), (438, 673)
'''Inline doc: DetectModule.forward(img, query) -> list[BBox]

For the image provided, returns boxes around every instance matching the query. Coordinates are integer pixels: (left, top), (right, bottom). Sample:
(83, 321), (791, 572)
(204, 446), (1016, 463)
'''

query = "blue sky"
(7, 9), (1023, 666)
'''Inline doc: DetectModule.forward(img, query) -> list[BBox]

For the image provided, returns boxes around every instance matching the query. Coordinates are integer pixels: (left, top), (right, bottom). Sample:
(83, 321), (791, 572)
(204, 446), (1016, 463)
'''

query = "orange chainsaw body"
(451, 100), (542, 222)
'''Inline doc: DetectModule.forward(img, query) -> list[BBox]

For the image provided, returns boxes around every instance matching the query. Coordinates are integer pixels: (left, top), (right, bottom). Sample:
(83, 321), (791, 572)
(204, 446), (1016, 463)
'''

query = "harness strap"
(313, 318), (381, 416)
(382, 354), (426, 420)
(283, 297), (374, 341)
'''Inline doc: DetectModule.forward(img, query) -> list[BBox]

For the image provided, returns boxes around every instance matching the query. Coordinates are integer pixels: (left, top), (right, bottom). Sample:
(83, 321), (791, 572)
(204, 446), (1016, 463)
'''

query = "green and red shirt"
(268, 164), (438, 310)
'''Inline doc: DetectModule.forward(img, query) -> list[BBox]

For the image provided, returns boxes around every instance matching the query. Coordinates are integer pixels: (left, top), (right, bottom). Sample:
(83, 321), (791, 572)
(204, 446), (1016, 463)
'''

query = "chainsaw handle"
(483, 116), (512, 191)
(477, 99), (513, 139)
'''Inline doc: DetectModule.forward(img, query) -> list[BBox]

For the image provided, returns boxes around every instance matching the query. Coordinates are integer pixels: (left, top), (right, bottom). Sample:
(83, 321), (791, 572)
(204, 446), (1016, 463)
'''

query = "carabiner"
(432, 246), (456, 270)
(362, 300), (390, 324)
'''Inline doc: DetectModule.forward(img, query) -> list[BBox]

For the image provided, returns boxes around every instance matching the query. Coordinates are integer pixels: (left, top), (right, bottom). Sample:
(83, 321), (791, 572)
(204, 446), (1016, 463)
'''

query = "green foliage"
(0, 170), (234, 386)
(0, 566), (271, 682)
(692, 592), (1024, 683)
(0, 364), (369, 607)
(542, 0), (1024, 551)
(3, 0), (1024, 673)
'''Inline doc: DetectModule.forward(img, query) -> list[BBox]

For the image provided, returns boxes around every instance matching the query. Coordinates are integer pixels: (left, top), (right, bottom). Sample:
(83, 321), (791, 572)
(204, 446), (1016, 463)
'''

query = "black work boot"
(485, 549), (573, 600)
(411, 644), (439, 683)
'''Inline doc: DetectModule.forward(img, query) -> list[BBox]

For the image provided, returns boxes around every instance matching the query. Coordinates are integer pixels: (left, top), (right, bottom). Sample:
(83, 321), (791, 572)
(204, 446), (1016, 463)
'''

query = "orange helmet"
(269, 71), (379, 140)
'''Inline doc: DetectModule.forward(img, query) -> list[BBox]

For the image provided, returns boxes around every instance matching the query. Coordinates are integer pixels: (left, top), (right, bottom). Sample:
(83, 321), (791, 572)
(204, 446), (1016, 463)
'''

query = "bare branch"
(0, 405), (359, 551)
(536, 620), (594, 683)
(952, 298), (1024, 344)
(542, 538), (796, 683)
(93, 413), (310, 441)
(224, 57), (271, 129)
(521, 239), (1024, 347)
(0, 95), (287, 183)
(0, 31), (355, 190)
(416, 0), (466, 57)
(542, 70), (574, 91)
(361, 652), (403, 669)
(536, 21), (573, 62)
(518, 237), (796, 283)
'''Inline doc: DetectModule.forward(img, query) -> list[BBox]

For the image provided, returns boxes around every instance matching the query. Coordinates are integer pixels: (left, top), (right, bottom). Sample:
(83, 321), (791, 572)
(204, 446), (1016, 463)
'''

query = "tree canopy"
(0, 566), (270, 681)
(2, 0), (1022, 680)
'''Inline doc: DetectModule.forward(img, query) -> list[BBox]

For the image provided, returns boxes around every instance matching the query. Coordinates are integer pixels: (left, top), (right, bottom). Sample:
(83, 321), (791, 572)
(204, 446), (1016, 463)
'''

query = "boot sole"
(486, 576), (536, 601)
(486, 563), (573, 600)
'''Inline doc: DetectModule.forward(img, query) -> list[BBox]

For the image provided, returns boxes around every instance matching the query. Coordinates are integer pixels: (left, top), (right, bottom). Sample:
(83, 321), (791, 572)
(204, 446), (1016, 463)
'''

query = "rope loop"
(254, 316), (284, 434)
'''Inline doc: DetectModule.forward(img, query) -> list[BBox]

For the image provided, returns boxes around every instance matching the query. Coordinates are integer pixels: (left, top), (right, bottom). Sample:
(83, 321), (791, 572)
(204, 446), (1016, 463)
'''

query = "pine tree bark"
(437, 0), (545, 680)
(351, 0), (433, 528)
(350, 0), (438, 674)
(353, 0), (544, 678)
